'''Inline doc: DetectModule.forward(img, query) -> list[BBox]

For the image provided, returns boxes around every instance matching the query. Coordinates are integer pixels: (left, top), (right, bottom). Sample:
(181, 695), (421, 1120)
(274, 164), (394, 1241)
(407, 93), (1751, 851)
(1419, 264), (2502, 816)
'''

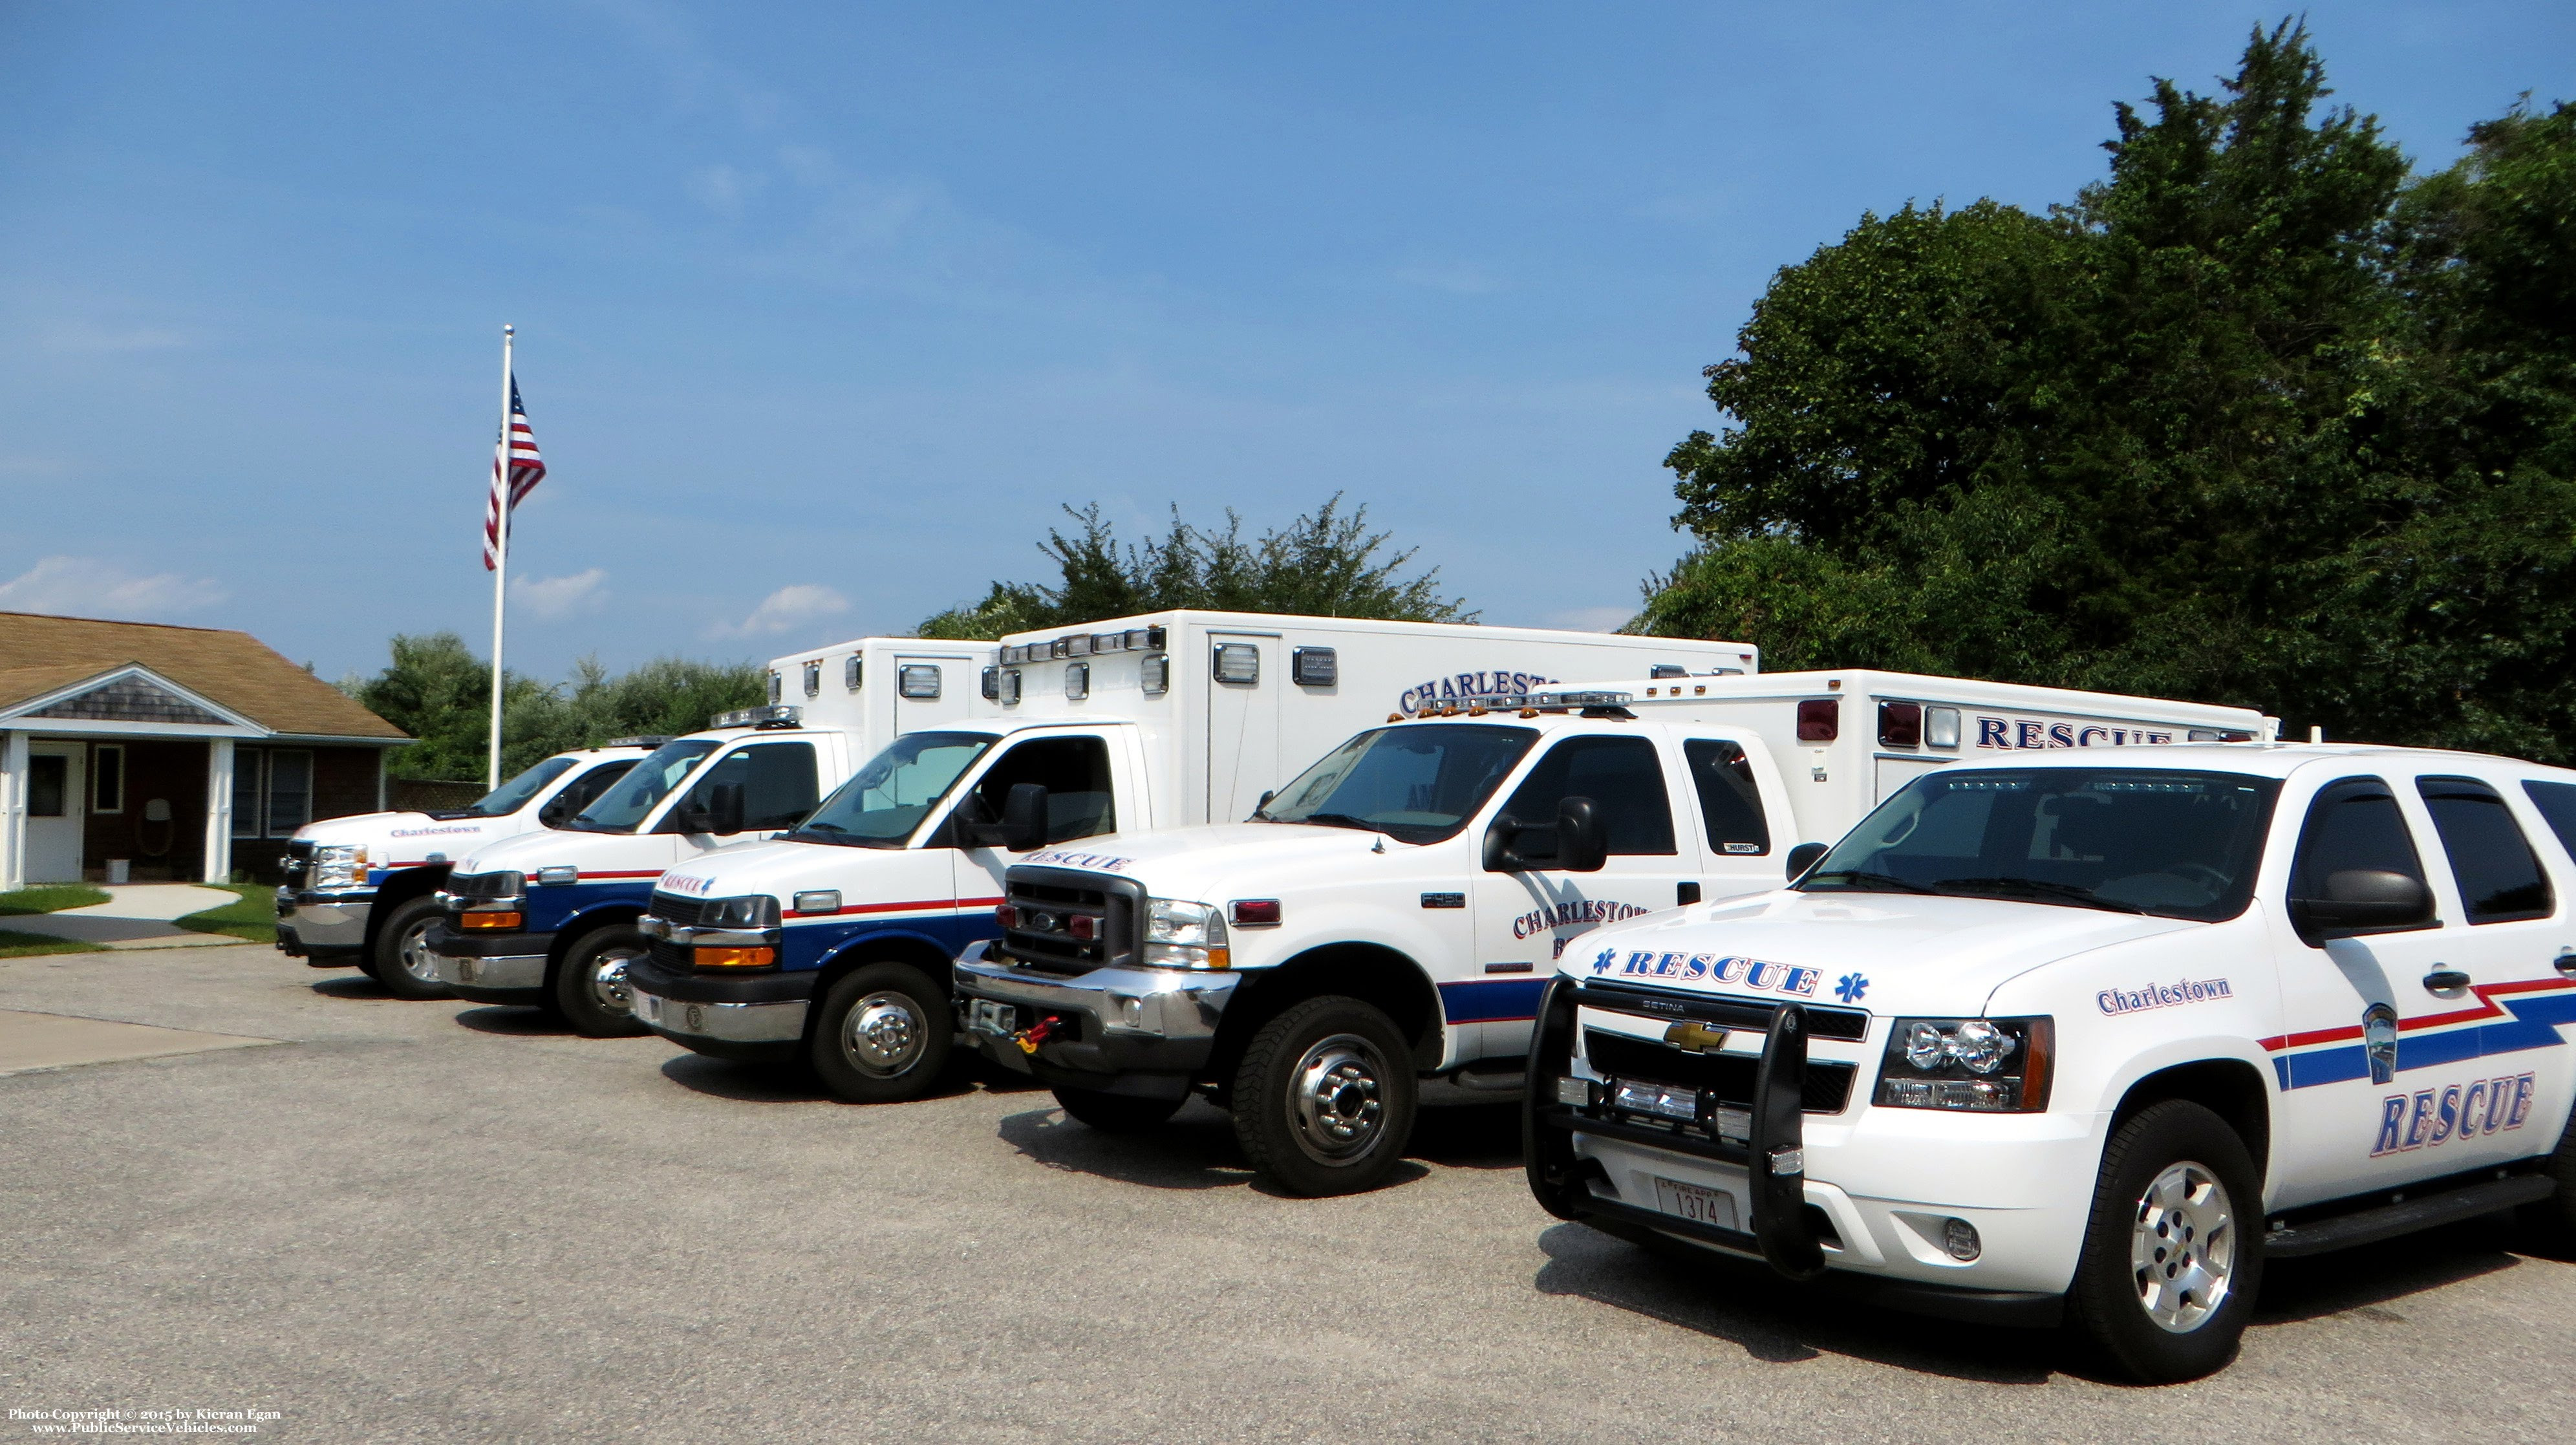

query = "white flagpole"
(488, 325), (513, 789)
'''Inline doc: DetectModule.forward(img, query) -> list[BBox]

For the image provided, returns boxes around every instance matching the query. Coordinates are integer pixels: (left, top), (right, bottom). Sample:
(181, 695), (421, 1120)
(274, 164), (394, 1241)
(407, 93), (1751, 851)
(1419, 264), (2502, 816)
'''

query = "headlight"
(700, 895), (780, 929)
(1877, 1017), (2054, 1112)
(1144, 897), (1230, 969)
(313, 844), (370, 888)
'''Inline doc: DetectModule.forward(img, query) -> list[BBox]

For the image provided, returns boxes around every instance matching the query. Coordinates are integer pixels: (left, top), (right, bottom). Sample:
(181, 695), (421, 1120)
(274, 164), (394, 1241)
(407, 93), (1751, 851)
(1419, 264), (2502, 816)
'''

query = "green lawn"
(177, 883), (278, 945)
(0, 928), (106, 959)
(0, 884), (112, 916)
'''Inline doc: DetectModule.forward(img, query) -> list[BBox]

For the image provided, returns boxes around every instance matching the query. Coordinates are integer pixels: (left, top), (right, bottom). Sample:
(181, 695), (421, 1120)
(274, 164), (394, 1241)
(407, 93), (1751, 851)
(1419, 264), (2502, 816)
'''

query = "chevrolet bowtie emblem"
(1664, 1022), (1729, 1053)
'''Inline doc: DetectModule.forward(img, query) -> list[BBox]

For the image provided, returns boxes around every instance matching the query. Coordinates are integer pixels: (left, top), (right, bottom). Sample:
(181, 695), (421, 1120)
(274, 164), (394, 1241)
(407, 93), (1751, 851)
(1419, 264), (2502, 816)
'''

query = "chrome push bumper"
(631, 988), (808, 1044)
(429, 952), (549, 990)
(951, 941), (1240, 1089)
(274, 886), (374, 950)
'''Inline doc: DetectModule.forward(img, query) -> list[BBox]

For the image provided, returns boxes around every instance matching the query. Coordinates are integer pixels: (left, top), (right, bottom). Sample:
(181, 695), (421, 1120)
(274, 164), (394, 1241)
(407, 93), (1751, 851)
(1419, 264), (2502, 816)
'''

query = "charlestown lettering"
(2098, 977), (2234, 1015)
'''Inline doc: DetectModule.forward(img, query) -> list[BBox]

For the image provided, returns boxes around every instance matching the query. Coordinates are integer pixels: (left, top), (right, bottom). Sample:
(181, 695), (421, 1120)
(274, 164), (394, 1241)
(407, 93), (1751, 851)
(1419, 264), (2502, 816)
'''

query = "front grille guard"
(282, 840), (315, 890)
(1526, 976), (1827, 1281)
(996, 865), (1145, 974)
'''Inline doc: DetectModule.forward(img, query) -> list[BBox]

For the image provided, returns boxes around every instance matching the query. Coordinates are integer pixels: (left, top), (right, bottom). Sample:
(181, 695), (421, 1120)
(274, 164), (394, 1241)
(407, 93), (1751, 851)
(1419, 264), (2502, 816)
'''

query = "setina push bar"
(1523, 975), (1827, 1280)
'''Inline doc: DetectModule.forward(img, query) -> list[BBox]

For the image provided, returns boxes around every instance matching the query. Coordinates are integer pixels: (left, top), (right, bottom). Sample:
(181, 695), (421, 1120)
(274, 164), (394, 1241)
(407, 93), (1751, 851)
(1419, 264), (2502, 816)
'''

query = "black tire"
(808, 961), (952, 1104)
(1053, 1086), (1183, 1133)
(1229, 995), (1419, 1197)
(2065, 1100), (2264, 1384)
(552, 925), (649, 1038)
(370, 896), (451, 1000)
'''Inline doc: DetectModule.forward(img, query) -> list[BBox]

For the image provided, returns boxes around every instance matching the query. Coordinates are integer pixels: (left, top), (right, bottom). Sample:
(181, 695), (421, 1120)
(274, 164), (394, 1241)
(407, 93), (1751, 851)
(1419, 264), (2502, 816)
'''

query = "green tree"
(1642, 22), (2576, 758)
(918, 493), (1473, 638)
(343, 634), (764, 781)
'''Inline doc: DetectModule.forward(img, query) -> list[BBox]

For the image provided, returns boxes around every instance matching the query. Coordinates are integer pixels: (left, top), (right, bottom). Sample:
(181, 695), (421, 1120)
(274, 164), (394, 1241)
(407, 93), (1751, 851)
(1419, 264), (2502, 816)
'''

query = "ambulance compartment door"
(892, 654), (976, 735)
(1205, 632), (1282, 825)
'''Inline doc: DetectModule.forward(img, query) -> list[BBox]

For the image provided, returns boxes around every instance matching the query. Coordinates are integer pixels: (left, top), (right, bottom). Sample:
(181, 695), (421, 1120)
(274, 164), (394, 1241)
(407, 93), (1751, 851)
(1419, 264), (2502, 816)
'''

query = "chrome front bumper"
(429, 952), (549, 990)
(274, 886), (374, 950)
(632, 987), (808, 1044)
(951, 942), (1240, 1083)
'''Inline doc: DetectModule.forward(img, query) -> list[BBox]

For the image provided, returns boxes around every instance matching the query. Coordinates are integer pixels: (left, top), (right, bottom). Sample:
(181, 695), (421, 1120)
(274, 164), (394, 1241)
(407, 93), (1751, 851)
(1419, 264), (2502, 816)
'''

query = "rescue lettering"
(1585, 947), (1820, 997)
(1022, 850), (1133, 873)
(2371, 1071), (2536, 1156)
(1973, 716), (2176, 751)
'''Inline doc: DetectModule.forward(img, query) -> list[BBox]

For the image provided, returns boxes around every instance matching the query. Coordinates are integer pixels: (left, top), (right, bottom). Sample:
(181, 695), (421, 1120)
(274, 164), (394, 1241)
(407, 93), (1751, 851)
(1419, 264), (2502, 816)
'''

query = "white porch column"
(1, 731), (26, 893)
(205, 738), (235, 884)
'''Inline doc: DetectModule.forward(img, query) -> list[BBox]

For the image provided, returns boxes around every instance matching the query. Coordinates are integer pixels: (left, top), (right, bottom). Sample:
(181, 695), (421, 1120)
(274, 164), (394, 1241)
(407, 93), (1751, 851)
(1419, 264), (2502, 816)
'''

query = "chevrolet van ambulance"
(420, 637), (993, 1033)
(955, 672), (2273, 1197)
(1526, 742), (2576, 1382)
(625, 611), (1763, 1100)
(274, 742), (657, 998)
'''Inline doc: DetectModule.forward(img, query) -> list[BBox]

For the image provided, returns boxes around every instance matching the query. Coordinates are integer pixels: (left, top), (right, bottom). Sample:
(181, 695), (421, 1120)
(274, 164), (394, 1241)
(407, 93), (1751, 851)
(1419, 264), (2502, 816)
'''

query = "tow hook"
(1015, 1014), (1069, 1054)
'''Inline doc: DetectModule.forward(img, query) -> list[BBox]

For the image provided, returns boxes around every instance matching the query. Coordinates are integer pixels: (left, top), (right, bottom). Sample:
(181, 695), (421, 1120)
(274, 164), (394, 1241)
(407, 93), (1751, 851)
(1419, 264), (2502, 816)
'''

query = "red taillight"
(1229, 899), (1282, 927)
(1069, 914), (1097, 941)
(1796, 698), (1840, 742)
(995, 903), (1018, 929)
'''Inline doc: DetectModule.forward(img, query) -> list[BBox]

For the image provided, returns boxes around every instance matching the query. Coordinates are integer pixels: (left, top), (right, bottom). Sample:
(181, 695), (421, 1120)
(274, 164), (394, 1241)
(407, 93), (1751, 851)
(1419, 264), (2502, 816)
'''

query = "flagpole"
(488, 325), (513, 789)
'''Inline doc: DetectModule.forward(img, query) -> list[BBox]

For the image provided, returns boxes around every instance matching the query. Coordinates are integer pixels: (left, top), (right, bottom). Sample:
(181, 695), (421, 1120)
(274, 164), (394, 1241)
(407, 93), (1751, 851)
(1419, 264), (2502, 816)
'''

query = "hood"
(450, 829), (601, 876)
(1016, 822), (1396, 895)
(1564, 888), (2201, 1018)
(656, 839), (883, 902)
(294, 810), (503, 858)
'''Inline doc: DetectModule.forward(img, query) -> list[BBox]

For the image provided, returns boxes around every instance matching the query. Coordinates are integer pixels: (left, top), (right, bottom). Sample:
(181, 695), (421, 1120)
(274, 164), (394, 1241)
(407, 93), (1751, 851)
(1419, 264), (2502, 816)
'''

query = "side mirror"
(2291, 869), (2434, 939)
(1000, 782), (1049, 852)
(1554, 796), (1606, 873)
(1785, 841), (1829, 881)
(539, 798), (568, 826)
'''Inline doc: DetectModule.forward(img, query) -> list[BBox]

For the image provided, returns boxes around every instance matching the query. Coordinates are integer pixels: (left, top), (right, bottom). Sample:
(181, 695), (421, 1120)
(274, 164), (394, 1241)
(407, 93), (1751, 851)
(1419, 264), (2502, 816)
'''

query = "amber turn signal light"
(459, 911), (522, 930)
(694, 946), (776, 969)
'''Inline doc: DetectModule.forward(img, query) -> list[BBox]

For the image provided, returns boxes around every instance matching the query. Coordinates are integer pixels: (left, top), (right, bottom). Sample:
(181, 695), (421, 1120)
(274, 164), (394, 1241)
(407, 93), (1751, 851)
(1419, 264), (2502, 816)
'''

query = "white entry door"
(25, 744), (85, 883)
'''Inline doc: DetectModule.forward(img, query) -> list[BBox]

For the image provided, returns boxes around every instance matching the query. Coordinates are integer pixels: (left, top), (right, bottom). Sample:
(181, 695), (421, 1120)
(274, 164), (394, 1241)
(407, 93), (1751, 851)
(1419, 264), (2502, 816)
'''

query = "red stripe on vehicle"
(786, 895), (1007, 921)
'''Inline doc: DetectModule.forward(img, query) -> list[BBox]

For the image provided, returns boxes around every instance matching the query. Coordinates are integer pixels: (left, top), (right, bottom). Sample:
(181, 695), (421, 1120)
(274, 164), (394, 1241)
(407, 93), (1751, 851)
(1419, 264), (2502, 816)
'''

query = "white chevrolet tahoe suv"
(1527, 744), (2576, 1382)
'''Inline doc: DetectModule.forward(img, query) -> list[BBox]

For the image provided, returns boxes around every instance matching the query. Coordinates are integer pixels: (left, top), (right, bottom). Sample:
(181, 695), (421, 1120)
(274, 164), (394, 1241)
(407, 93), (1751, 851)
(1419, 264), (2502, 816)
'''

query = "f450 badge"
(1588, 947), (1821, 997)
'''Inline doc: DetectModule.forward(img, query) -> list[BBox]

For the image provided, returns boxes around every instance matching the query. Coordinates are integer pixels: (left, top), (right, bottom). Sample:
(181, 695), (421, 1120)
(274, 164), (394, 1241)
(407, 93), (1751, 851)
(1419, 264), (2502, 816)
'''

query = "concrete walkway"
(2, 883), (245, 948)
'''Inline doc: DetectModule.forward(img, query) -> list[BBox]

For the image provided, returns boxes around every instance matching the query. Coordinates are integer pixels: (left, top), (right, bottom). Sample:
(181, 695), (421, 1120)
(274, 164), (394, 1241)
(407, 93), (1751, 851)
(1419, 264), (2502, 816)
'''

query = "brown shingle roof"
(0, 612), (407, 742)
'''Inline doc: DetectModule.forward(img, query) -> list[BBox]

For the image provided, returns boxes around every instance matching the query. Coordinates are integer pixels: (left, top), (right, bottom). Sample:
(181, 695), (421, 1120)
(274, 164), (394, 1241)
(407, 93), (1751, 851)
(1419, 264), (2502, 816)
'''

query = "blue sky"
(3, 2), (2570, 685)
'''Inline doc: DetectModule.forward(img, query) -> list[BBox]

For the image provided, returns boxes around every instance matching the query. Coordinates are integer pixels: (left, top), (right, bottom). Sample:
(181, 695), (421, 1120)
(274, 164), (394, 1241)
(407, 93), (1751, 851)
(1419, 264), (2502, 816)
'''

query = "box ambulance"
(418, 637), (993, 1031)
(952, 671), (2273, 1197)
(623, 611), (1764, 1100)
(1528, 741), (2576, 1381)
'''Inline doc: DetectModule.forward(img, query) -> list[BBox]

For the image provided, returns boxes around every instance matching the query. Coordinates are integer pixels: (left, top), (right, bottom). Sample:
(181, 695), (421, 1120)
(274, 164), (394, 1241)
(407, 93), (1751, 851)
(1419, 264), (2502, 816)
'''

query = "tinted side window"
(2520, 781), (2576, 857)
(1684, 739), (1770, 855)
(965, 736), (1115, 843)
(683, 743), (820, 831)
(554, 761), (637, 818)
(2292, 777), (2430, 903)
(2418, 776), (2552, 923)
(1502, 736), (1675, 856)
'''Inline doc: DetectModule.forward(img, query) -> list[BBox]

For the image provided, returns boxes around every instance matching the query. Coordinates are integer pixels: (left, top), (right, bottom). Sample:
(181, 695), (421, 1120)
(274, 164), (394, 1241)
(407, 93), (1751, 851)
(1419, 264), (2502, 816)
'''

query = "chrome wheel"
(839, 990), (927, 1078)
(1285, 1032), (1389, 1166)
(588, 947), (640, 1016)
(396, 919), (441, 985)
(2131, 1160), (2236, 1333)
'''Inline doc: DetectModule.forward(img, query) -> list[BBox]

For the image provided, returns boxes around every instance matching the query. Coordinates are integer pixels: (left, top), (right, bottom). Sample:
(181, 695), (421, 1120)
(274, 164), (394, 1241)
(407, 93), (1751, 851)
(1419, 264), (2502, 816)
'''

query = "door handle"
(2555, 950), (2576, 978)
(2421, 969), (2471, 996)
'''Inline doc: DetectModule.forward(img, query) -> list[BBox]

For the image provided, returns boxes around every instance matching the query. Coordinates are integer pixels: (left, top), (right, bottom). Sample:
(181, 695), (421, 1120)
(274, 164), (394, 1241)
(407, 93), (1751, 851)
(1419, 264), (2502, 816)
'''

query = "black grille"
(649, 893), (705, 928)
(1585, 1029), (1856, 1113)
(998, 866), (1142, 975)
(648, 938), (693, 972)
(1572, 980), (1871, 1042)
(282, 840), (315, 890)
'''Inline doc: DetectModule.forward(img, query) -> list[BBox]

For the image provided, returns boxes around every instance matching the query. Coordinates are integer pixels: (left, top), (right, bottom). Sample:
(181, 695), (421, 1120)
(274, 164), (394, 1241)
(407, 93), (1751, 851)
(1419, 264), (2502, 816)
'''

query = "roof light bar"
(1419, 689), (1635, 714)
(711, 704), (803, 730)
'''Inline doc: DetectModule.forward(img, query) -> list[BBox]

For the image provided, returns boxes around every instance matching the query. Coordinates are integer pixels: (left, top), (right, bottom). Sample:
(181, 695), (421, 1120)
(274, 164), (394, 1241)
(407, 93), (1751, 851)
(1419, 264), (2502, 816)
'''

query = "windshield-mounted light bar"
(711, 705), (804, 730)
(1411, 689), (1636, 717)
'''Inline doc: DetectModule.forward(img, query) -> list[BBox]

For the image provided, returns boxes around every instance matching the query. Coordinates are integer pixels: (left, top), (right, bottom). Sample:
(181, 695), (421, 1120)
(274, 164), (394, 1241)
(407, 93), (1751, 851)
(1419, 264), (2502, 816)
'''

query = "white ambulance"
(274, 742), (661, 994)
(418, 637), (994, 1027)
(623, 611), (1763, 1099)
(1529, 742), (2576, 1381)
(953, 672), (2272, 1195)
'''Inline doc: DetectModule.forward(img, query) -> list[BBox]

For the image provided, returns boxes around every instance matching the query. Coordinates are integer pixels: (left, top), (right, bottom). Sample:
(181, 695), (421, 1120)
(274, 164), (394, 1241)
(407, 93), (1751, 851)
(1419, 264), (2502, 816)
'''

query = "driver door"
(950, 734), (1122, 908)
(669, 741), (821, 861)
(1468, 734), (1701, 1058)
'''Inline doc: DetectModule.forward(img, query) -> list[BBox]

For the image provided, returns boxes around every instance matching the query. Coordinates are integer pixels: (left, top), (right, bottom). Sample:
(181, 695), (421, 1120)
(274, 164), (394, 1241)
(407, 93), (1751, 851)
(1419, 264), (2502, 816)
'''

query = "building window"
(28, 755), (67, 817)
(231, 747), (316, 838)
(92, 744), (125, 814)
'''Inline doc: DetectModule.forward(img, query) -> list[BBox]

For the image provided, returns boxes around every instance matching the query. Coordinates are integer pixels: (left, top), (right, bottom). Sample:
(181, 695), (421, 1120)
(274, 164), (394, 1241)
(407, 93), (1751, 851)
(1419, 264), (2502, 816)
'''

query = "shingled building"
(0, 611), (409, 888)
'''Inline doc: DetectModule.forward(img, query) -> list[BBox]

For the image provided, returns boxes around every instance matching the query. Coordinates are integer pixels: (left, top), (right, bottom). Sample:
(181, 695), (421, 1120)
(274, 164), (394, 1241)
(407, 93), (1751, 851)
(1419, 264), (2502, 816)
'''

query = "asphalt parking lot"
(3, 943), (2571, 1443)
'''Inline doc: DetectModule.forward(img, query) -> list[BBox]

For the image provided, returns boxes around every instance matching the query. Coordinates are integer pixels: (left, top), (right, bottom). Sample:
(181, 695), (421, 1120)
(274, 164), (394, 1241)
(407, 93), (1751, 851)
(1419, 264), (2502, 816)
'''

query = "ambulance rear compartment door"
(1205, 631), (1282, 825)
(892, 653), (977, 734)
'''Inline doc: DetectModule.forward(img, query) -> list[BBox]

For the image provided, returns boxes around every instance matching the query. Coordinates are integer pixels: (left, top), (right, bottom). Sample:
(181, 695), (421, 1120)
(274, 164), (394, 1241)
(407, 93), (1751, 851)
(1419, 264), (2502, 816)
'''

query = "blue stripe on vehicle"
(782, 912), (1002, 972)
(1438, 978), (1548, 1023)
(2271, 987), (2576, 1089)
(528, 879), (652, 934)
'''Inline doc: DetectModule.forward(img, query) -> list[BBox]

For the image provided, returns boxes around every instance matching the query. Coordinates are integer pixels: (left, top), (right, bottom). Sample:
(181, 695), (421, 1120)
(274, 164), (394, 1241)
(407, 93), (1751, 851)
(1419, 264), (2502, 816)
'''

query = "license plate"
(1652, 1175), (1740, 1231)
(968, 999), (1017, 1035)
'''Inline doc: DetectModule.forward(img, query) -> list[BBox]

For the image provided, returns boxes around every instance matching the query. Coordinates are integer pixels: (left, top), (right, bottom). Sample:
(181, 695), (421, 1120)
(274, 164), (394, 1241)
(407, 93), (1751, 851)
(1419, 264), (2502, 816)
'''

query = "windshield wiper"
(1935, 877), (2147, 915)
(1802, 869), (1938, 895)
(1281, 811), (1384, 833)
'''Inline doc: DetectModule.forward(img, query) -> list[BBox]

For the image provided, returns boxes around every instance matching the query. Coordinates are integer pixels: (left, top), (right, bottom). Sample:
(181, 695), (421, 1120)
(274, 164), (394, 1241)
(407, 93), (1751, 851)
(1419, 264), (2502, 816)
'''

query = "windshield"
(1258, 724), (1538, 844)
(784, 732), (996, 848)
(1800, 768), (2280, 921)
(446, 757), (574, 818)
(568, 739), (721, 832)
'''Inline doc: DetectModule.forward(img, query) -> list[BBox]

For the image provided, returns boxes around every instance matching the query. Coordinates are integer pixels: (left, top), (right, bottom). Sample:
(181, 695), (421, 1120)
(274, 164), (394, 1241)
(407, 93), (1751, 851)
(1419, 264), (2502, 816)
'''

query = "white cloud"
(512, 568), (610, 621)
(1545, 606), (1636, 634)
(0, 556), (228, 620)
(707, 583), (850, 638)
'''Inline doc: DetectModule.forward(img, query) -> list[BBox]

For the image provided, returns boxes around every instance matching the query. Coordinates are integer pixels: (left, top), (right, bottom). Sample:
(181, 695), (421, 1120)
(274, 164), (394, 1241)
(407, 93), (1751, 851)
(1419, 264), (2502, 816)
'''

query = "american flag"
(482, 378), (546, 570)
